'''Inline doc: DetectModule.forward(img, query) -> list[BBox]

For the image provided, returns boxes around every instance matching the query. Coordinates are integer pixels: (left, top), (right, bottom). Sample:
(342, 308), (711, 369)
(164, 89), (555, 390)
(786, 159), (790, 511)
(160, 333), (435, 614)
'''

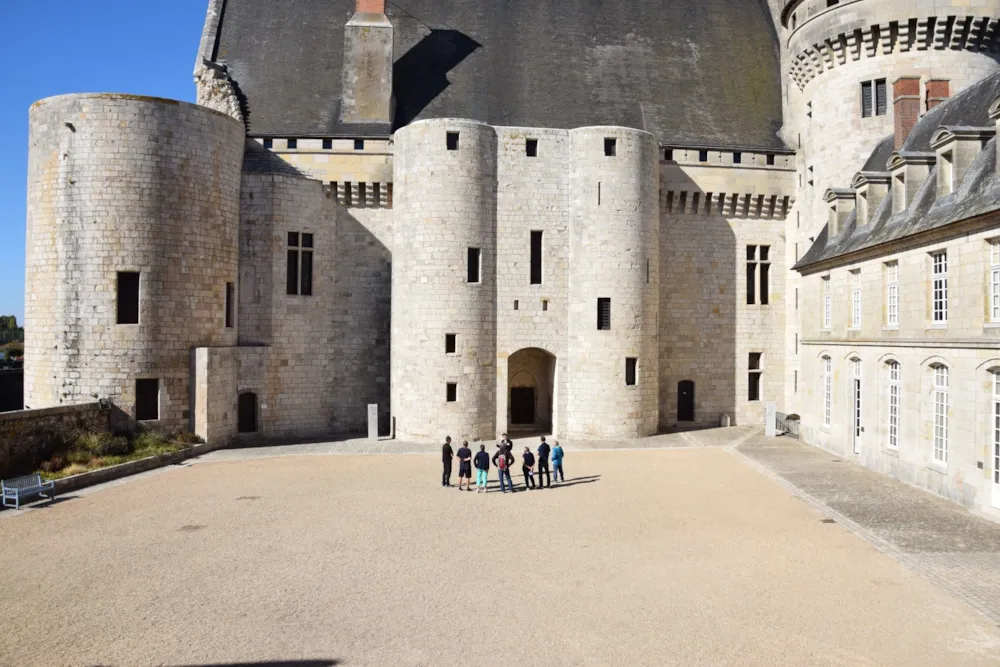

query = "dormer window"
(939, 150), (954, 196)
(892, 172), (906, 213)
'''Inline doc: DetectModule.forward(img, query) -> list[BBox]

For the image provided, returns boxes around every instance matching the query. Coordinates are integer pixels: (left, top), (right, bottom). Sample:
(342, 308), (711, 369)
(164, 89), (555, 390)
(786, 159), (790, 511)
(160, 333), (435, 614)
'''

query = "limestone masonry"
(21, 0), (1000, 515)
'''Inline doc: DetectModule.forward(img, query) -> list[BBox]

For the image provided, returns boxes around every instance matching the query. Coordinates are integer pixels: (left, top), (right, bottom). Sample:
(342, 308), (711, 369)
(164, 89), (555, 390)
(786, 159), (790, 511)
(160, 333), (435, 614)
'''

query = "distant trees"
(0, 316), (17, 330)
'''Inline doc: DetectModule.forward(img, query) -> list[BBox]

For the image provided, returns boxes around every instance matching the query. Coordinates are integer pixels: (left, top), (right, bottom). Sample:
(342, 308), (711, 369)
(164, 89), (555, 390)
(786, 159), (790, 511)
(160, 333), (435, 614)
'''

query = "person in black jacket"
(522, 446), (536, 490)
(537, 436), (551, 488)
(474, 444), (490, 494)
(492, 442), (516, 494)
(456, 440), (473, 491)
(441, 436), (454, 487)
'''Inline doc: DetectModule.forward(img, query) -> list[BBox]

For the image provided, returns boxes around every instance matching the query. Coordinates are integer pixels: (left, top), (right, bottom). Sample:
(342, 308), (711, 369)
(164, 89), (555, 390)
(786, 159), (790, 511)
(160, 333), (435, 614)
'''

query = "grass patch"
(36, 428), (204, 481)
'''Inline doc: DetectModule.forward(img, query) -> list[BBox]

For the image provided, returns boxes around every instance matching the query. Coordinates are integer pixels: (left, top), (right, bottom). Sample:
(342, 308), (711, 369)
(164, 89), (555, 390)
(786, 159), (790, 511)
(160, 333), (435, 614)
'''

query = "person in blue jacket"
(551, 440), (565, 483)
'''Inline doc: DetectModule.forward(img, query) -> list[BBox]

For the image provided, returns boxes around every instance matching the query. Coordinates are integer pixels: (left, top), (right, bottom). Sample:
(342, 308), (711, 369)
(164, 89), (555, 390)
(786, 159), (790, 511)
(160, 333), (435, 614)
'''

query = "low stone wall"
(0, 403), (109, 478)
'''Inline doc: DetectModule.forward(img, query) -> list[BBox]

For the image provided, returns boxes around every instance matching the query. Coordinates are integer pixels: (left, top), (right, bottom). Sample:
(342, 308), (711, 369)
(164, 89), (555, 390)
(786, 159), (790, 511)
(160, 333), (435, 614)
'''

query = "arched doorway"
(678, 380), (695, 422)
(507, 348), (556, 433)
(238, 392), (258, 434)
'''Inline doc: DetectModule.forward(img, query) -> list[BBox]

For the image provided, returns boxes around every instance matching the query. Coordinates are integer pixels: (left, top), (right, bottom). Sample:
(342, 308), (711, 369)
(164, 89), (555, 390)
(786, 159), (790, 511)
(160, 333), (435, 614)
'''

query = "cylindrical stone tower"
(25, 93), (244, 429)
(566, 127), (659, 439)
(391, 119), (498, 442)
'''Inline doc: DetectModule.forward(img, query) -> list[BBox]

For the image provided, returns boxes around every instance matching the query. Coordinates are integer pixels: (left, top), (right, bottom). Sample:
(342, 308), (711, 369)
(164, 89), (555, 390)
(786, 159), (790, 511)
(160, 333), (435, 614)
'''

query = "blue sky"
(0, 1), (208, 324)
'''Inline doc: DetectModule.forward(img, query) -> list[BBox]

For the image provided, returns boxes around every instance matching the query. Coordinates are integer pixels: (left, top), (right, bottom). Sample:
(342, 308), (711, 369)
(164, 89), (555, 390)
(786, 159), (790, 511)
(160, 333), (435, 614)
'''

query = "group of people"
(441, 434), (565, 493)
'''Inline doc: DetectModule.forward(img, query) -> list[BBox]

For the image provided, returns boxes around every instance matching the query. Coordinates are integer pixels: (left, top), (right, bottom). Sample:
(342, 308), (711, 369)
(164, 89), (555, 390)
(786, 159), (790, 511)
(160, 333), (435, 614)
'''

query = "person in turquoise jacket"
(551, 440), (565, 483)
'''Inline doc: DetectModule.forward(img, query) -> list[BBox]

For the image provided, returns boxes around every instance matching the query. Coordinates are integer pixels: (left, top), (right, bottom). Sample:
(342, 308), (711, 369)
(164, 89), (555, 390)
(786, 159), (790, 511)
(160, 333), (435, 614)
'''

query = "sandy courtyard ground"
(1, 447), (999, 667)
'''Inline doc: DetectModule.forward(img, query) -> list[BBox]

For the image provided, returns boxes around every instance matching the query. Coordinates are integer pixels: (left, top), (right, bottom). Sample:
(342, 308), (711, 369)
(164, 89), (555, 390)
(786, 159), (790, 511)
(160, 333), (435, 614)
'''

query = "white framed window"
(932, 251), (948, 323)
(823, 356), (833, 427)
(823, 276), (832, 329)
(933, 365), (949, 463)
(850, 269), (862, 328)
(991, 241), (1000, 322)
(993, 372), (1000, 489)
(886, 262), (899, 327)
(887, 361), (900, 449)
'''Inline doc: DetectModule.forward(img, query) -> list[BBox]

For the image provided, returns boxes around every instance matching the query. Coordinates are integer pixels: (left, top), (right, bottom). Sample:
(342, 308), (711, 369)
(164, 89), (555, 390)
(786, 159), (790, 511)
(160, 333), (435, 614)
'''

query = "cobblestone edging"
(728, 437), (1000, 626)
(50, 441), (220, 496)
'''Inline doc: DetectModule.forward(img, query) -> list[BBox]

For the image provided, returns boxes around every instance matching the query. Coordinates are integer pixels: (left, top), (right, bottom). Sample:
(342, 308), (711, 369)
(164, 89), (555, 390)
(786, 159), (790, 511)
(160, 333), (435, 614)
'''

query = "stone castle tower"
(22, 0), (1000, 445)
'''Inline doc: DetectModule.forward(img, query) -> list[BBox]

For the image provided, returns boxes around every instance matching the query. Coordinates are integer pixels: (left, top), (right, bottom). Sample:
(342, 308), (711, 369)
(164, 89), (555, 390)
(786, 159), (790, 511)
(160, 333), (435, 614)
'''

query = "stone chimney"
(926, 79), (950, 111)
(893, 76), (921, 150)
(340, 0), (394, 126)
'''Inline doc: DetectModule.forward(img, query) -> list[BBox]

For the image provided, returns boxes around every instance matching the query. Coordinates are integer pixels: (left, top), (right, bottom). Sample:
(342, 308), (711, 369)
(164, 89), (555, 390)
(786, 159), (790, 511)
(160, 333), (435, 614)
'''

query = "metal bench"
(2, 474), (56, 510)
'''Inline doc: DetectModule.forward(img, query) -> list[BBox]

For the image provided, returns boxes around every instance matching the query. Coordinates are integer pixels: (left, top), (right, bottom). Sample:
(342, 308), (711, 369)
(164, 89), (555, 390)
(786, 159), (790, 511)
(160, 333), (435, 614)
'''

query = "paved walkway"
(733, 435), (1000, 625)
(196, 425), (760, 463)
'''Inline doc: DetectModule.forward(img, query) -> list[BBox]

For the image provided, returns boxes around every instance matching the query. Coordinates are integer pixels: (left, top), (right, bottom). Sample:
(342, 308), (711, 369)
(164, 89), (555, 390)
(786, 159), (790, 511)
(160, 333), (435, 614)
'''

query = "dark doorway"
(678, 381), (695, 422)
(238, 392), (258, 434)
(510, 387), (536, 425)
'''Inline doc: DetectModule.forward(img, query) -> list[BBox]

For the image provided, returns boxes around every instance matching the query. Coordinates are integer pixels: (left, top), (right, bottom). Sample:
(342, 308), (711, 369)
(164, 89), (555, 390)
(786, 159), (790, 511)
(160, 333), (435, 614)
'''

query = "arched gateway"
(506, 348), (556, 434)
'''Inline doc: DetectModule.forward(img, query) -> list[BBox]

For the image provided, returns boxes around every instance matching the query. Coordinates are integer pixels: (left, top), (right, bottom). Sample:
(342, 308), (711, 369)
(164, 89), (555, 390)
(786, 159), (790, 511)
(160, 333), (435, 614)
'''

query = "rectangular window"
(932, 251), (948, 323)
(514, 300), (519, 311)
(861, 81), (874, 118)
(322, 139), (333, 150)
(823, 357), (832, 426)
(445, 334), (456, 354)
(116, 271), (140, 325)
(135, 379), (159, 421)
(526, 139), (538, 157)
(766, 154), (775, 166)
(287, 139), (297, 149)
(604, 138), (617, 156)
(933, 366), (949, 463)
(664, 149), (674, 161)
(745, 245), (770, 305)
(225, 282), (234, 328)
(467, 248), (481, 283)
(748, 353), (763, 401)
(542, 300), (548, 311)
(875, 78), (888, 116)
(287, 232), (313, 296)
(823, 276), (832, 329)
(850, 269), (862, 328)
(698, 150), (708, 162)
(991, 242), (1000, 322)
(447, 132), (460, 151)
(888, 362), (900, 449)
(625, 358), (637, 386)
(733, 152), (742, 164)
(354, 139), (365, 151)
(446, 383), (457, 403)
(597, 298), (611, 330)
(263, 138), (273, 149)
(746, 246), (757, 305)
(886, 262), (899, 326)
(530, 231), (543, 284)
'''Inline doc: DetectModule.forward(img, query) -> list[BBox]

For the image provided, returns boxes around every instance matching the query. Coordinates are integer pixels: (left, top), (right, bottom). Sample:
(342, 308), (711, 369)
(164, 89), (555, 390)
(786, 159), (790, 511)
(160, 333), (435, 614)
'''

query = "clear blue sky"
(0, 1), (209, 325)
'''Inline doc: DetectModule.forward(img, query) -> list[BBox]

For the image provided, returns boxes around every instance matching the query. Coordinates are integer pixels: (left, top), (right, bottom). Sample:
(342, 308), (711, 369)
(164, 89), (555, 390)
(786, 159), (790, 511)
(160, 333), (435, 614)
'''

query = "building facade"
(20, 0), (1000, 513)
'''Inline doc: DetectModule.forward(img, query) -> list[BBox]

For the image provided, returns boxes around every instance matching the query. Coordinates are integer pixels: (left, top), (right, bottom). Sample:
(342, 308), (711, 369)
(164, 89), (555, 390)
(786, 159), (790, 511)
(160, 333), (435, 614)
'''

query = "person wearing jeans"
(537, 436), (551, 488)
(521, 446), (536, 490)
(551, 440), (565, 483)
(493, 443), (516, 494)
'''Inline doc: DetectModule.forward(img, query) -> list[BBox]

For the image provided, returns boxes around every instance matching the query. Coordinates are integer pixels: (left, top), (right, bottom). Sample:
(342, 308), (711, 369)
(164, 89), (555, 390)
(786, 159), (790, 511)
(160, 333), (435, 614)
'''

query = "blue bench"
(2, 474), (56, 510)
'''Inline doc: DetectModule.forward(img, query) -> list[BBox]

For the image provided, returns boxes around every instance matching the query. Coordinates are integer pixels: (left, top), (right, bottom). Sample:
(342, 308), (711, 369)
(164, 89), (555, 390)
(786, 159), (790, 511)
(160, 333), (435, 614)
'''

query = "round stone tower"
(391, 119), (498, 442)
(25, 93), (244, 428)
(565, 127), (660, 439)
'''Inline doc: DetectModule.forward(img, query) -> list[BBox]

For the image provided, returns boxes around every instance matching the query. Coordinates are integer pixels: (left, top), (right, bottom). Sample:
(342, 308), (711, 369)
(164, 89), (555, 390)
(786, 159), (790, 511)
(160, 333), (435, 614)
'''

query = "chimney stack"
(893, 76), (921, 150)
(926, 79), (950, 111)
(340, 0), (394, 126)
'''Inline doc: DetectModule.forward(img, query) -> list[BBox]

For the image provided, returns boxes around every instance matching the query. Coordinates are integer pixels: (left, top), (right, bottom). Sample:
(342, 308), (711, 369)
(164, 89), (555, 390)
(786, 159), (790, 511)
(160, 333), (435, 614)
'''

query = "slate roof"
(208, 0), (786, 149)
(794, 72), (1000, 273)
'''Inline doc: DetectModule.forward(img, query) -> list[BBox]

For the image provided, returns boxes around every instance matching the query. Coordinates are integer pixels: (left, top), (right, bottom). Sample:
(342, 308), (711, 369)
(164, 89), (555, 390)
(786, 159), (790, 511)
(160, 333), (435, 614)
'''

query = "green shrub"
(74, 431), (132, 457)
(132, 429), (168, 451)
(172, 432), (205, 446)
(38, 455), (65, 474)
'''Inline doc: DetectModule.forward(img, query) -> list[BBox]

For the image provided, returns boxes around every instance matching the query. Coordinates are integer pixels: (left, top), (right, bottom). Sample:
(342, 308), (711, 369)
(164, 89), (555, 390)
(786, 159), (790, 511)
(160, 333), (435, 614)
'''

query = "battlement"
(786, 1), (1000, 90)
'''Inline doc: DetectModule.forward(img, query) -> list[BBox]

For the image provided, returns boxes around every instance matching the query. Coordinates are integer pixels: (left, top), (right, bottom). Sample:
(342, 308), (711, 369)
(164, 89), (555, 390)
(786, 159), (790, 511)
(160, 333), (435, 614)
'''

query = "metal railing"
(776, 412), (800, 438)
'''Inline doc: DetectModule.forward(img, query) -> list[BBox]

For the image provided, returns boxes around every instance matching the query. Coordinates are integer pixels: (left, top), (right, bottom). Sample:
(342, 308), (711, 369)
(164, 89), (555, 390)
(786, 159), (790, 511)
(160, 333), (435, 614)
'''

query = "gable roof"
(795, 72), (1000, 273)
(208, 0), (787, 148)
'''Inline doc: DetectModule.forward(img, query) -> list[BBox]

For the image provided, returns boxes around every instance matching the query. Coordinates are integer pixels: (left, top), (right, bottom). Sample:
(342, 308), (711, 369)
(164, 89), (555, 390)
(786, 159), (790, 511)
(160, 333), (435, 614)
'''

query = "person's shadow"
(486, 475), (601, 491)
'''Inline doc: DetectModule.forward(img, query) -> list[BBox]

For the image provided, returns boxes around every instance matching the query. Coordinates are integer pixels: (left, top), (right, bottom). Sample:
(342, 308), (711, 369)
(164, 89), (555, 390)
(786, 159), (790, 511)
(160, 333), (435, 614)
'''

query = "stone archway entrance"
(507, 348), (556, 433)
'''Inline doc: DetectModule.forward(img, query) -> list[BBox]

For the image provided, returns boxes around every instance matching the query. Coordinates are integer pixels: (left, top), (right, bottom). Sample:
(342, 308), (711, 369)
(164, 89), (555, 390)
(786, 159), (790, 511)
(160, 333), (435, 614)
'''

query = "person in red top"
(492, 437), (516, 494)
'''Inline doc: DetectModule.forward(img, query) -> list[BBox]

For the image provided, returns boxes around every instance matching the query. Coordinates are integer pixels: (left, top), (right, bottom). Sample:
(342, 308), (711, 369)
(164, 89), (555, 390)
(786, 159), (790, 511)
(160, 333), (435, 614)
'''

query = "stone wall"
(0, 403), (109, 478)
(392, 120), (498, 442)
(193, 346), (238, 446)
(799, 216), (1000, 513)
(25, 94), (244, 431)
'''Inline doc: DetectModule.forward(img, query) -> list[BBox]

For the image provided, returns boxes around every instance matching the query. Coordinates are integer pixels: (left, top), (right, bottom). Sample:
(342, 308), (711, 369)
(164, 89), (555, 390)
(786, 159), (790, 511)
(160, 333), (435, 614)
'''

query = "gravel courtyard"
(2, 445), (999, 667)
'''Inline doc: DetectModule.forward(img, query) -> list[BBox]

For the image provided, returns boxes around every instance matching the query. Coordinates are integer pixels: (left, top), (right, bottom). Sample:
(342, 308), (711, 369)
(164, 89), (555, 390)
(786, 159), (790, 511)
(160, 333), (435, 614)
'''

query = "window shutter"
(875, 79), (887, 116)
(861, 81), (873, 118)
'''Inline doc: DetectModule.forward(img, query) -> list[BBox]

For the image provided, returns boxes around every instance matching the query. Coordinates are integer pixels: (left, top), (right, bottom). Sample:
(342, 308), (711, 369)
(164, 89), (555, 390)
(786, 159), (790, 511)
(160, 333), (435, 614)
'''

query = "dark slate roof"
(210, 0), (786, 148)
(795, 72), (1000, 273)
(860, 135), (894, 173)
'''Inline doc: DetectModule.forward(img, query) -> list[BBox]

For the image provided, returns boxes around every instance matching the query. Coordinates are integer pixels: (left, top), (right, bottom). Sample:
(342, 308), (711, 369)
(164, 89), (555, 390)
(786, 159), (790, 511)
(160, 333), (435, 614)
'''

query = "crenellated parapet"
(784, 0), (1000, 90)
